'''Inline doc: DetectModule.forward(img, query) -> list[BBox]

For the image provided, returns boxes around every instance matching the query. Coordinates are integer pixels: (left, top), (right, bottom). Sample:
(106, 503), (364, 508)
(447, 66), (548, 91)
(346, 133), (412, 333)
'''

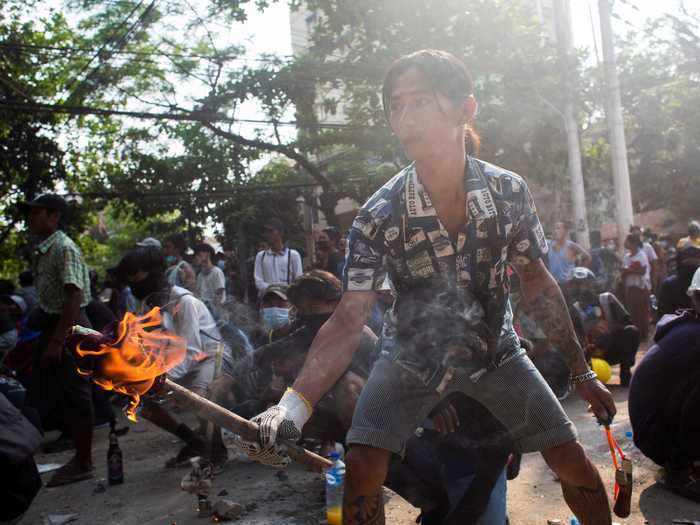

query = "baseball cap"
(262, 284), (288, 301)
(20, 194), (67, 214)
(136, 237), (162, 249)
(687, 267), (700, 296)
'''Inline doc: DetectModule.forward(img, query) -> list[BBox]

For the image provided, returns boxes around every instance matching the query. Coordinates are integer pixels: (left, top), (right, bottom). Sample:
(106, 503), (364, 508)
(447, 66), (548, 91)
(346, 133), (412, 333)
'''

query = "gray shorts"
(346, 350), (577, 456)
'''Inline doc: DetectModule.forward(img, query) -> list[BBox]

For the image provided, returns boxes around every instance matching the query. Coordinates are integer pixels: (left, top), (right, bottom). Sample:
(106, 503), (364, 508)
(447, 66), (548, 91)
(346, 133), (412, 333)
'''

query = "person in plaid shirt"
(244, 50), (616, 525)
(22, 194), (95, 487)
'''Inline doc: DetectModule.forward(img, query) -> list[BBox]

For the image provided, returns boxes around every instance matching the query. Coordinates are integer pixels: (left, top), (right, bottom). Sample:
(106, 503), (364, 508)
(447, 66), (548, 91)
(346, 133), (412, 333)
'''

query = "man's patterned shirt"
(343, 156), (548, 379)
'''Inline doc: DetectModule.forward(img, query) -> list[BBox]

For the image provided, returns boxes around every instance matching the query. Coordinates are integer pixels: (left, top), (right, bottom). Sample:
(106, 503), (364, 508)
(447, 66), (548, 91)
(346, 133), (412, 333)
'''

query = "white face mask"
(261, 307), (289, 330)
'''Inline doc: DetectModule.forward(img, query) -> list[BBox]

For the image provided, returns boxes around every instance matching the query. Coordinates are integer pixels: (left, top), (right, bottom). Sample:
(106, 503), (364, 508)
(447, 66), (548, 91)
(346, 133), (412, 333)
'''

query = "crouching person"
(566, 267), (640, 386)
(629, 267), (700, 503)
(116, 247), (225, 467)
(227, 270), (513, 523)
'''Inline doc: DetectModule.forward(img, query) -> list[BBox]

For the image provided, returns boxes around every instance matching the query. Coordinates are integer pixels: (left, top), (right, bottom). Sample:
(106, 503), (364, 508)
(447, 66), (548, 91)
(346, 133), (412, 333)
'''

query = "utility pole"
(553, 0), (590, 249)
(598, 0), (634, 250)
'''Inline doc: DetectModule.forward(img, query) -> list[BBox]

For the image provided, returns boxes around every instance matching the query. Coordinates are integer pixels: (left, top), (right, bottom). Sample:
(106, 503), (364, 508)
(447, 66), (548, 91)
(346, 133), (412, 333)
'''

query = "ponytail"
(465, 125), (481, 157)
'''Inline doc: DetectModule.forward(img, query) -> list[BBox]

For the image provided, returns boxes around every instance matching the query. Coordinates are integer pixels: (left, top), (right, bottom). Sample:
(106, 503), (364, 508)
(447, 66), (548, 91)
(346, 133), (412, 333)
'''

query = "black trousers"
(26, 309), (94, 432)
(600, 325), (640, 370)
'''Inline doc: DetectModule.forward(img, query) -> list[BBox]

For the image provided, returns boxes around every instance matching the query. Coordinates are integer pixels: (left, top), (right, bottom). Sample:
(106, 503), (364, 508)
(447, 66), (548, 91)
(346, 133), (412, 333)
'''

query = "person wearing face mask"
(206, 271), (376, 470)
(250, 284), (291, 348)
(163, 233), (196, 292)
(116, 247), (227, 468)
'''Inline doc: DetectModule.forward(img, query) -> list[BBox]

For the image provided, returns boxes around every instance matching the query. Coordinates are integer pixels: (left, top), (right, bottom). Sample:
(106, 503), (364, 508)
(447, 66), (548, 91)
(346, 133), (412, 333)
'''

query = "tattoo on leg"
(344, 493), (385, 525)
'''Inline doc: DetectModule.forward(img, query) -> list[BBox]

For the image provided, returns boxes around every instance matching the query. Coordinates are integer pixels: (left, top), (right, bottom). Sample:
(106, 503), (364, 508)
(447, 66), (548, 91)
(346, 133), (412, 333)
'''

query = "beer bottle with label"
(107, 422), (124, 485)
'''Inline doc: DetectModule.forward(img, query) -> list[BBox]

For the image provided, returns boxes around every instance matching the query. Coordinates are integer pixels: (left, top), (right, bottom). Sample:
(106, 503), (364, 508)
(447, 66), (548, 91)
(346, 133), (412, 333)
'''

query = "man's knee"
(542, 440), (591, 478)
(345, 445), (391, 493)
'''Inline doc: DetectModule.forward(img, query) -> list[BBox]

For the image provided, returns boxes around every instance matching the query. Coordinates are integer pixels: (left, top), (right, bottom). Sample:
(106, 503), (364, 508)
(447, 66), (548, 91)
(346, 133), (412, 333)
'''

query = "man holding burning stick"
(245, 50), (616, 524)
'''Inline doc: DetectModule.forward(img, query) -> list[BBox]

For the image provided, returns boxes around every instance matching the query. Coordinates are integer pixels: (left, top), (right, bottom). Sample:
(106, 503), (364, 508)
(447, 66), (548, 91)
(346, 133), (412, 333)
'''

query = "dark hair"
(689, 220), (700, 237)
(19, 270), (33, 287)
(164, 233), (188, 255)
(0, 279), (15, 296)
(381, 49), (480, 156)
(193, 243), (215, 258)
(323, 226), (341, 244)
(287, 270), (342, 306)
(264, 217), (285, 235)
(589, 230), (602, 248)
(625, 234), (643, 249)
(116, 247), (165, 281)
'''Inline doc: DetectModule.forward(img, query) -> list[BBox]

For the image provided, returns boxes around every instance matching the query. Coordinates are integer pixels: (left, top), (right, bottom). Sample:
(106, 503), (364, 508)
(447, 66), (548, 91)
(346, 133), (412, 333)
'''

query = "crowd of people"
(1, 49), (699, 524)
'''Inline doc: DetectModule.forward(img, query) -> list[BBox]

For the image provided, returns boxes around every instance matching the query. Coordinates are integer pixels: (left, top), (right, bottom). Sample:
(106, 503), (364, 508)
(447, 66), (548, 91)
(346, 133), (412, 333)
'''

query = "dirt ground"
(19, 364), (700, 525)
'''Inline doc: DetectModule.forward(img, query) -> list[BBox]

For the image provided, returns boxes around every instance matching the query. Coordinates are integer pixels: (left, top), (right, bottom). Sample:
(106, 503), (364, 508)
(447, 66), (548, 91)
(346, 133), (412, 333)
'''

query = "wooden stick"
(164, 378), (331, 472)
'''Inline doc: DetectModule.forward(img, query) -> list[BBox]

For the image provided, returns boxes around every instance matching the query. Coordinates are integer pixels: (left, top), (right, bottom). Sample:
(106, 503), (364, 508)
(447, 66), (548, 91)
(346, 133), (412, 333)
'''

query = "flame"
(76, 307), (186, 421)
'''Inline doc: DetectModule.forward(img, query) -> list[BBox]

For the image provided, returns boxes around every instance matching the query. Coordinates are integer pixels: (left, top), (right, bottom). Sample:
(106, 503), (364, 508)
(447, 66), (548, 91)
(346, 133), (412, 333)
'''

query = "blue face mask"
(164, 255), (177, 266)
(217, 260), (226, 270)
(261, 307), (289, 330)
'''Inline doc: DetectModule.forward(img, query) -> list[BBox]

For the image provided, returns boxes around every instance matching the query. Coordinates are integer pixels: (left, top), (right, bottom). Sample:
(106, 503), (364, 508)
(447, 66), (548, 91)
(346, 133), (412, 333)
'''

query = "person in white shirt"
(631, 225), (659, 289)
(254, 218), (303, 294)
(163, 233), (196, 291)
(622, 233), (652, 340)
(116, 247), (227, 467)
(194, 243), (226, 315)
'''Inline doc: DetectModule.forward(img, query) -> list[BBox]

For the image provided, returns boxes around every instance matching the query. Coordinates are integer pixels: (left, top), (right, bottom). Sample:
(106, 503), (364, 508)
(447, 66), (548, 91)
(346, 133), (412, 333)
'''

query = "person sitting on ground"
(193, 243), (227, 317)
(116, 247), (225, 468)
(163, 233), (196, 291)
(676, 220), (700, 250)
(566, 267), (640, 386)
(657, 245), (700, 318)
(548, 221), (591, 284)
(628, 267), (700, 503)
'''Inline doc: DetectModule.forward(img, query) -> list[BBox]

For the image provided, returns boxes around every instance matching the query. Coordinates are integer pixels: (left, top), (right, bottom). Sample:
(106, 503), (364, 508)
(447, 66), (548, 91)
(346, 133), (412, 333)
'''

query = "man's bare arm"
(516, 259), (588, 374)
(292, 291), (376, 406)
(515, 258), (616, 421)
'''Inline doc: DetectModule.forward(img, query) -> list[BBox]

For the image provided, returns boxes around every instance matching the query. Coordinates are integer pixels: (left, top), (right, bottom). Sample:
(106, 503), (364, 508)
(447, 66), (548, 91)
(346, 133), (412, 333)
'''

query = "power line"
(64, 0), (148, 96)
(0, 42), (287, 63)
(0, 100), (382, 131)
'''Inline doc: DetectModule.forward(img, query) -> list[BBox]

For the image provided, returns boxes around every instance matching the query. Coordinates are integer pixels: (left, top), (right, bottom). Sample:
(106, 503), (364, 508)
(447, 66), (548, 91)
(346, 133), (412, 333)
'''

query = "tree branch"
(200, 121), (332, 190)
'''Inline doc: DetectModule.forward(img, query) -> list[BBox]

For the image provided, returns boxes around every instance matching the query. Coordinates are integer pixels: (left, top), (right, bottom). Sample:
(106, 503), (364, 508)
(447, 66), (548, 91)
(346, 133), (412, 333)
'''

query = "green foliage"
(293, 0), (571, 190)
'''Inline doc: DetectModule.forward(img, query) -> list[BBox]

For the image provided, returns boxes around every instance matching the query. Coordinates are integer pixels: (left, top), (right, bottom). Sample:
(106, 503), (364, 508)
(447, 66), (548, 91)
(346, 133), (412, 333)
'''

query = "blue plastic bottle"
(325, 451), (345, 525)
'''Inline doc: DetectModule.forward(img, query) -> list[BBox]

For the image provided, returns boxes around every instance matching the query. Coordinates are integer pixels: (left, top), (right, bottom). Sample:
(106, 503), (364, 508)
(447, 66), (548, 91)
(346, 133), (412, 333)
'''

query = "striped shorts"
(346, 349), (577, 456)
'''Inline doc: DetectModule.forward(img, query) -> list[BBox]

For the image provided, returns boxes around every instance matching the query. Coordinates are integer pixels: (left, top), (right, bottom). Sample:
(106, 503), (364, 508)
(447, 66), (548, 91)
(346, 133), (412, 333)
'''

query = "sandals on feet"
(46, 459), (94, 487)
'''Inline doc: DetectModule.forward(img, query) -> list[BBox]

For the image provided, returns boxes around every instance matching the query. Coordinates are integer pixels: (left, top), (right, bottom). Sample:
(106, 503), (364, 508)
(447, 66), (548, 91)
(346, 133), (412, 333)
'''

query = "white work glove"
(253, 388), (313, 446)
(230, 436), (291, 469)
(235, 388), (313, 468)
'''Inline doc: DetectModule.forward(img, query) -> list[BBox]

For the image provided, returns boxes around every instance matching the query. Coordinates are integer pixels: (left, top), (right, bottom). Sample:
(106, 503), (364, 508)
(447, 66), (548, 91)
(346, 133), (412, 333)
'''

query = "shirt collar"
(266, 246), (288, 256)
(404, 156), (498, 223)
(36, 230), (64, 254)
